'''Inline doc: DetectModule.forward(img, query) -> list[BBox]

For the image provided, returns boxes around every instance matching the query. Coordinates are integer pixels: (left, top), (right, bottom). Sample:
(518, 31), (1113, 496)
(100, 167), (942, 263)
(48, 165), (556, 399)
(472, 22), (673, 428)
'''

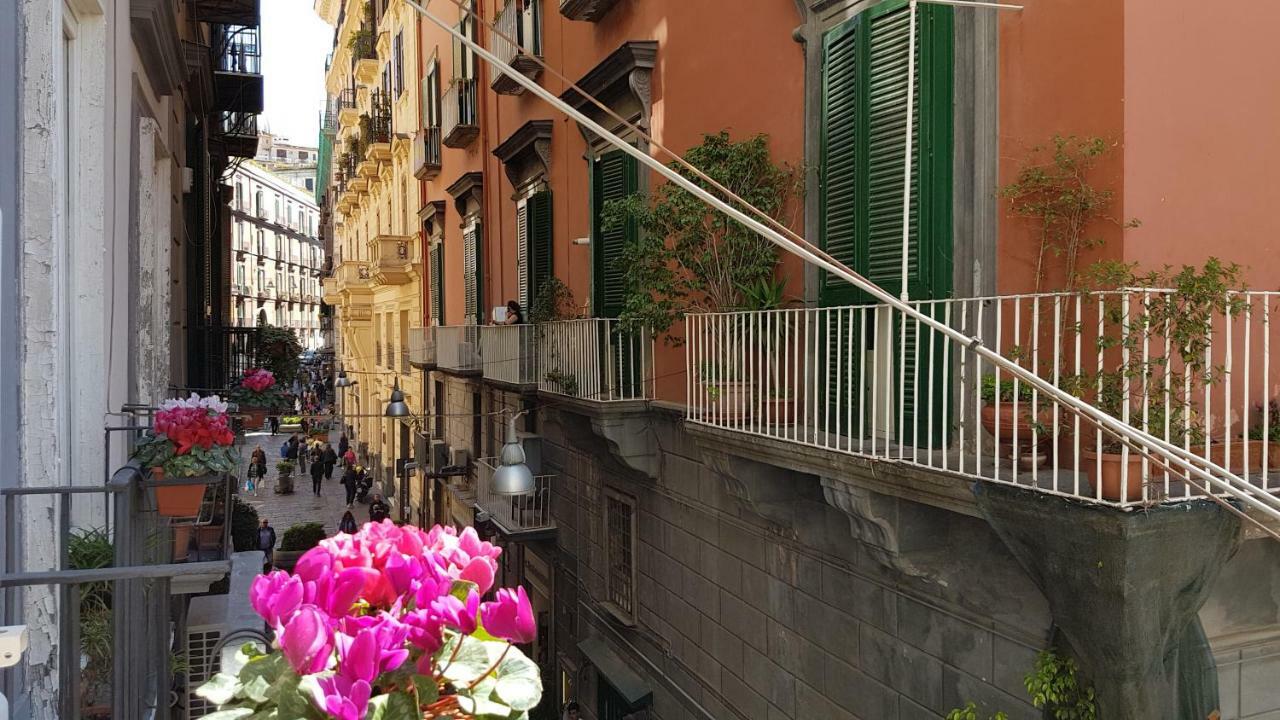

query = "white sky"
(260, 0), (334, 146)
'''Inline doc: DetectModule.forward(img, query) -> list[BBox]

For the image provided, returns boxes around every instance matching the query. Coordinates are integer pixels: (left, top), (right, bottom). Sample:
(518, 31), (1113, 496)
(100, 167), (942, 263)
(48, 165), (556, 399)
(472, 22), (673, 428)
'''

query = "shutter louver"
(528, 190), (553, 304)
(429, 243), (443, 324)
(592, 150), (636, 318)
(463, 223), (477, 323)
(516, 199), (530, 308)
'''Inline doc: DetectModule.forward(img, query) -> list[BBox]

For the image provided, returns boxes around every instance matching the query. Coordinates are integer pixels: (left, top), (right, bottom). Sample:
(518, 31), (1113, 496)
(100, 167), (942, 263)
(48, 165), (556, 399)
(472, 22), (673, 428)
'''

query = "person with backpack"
(341, 464), (359, 508)
(310, 452), (325, 496)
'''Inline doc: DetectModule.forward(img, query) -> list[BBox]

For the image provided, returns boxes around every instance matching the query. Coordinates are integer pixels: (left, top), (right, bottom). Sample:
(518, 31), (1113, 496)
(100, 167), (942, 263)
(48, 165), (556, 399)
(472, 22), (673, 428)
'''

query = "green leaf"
(197, 672), (244, 706)
(239, 652), (287, 688)
(200, 710), (255, 720)
(242, 674), (272, 704)
(455, 691), (514, 719)
(272, 670), (327, 719)
(440, 636), (504, 685)
(449, 578), (479, 602)
(412, 675), (440, 705)
(365, 692), (420, 720)
(493, 646), (542, 711)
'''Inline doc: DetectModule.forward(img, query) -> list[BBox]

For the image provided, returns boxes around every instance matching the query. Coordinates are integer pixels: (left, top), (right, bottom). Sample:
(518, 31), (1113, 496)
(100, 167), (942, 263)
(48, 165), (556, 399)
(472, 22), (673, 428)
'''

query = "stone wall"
(535, 406), (1280, 720)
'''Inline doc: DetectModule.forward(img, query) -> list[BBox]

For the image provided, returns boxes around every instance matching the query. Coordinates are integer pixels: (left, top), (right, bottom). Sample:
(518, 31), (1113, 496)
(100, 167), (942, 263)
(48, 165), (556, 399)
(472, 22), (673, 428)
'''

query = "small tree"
(602, 131), (800, 342)
(255, 322), (303, 385)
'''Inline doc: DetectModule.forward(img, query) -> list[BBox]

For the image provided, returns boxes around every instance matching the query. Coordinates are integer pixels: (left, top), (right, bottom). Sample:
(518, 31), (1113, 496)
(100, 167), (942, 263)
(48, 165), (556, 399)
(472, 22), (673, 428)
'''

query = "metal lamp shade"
(492, 414), (535, 495)
(384, 385), (411, 417)
(335, 370), (352, 388)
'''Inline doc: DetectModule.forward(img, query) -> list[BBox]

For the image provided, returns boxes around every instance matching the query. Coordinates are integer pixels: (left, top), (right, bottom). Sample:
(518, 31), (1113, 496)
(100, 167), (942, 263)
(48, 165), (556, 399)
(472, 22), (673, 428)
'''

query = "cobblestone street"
(235, 429), (358, 537)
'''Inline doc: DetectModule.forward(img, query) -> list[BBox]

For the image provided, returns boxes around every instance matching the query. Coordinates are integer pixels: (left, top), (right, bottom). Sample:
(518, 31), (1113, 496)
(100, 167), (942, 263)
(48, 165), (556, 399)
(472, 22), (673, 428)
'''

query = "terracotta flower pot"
(1206, 438), (1264, 474)
(1081, 449), (1148, 502)
(981, 404), (1055, 464)
(241, 407), (269, 429)
(171, 522), (194, 561)
(151, 467), (210, 518)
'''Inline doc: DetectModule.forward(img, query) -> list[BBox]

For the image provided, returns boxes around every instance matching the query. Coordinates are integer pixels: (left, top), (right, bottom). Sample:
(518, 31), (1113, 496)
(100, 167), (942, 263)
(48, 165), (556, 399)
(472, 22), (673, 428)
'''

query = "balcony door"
(590, 148), (641, 398)
(818, 0), (953, 447)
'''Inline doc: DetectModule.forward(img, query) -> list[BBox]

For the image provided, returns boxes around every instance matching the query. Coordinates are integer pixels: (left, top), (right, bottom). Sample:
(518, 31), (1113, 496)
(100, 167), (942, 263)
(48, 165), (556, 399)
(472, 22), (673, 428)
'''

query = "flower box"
(132, 394), (239, 518)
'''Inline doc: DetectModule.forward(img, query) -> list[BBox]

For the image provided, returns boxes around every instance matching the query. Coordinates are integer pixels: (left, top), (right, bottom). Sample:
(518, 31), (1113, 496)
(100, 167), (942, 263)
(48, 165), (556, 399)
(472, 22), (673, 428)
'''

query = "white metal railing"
(441, 78), (478, 143)
(475, 456), (555, 532)
(409, 326), (436, 366)
(492, 0), (540, 68)
(436, 325), (482, 373)
(481, 324), (539, 386)
(686, 291), (1280, 509)
(538, 318), (653, 401)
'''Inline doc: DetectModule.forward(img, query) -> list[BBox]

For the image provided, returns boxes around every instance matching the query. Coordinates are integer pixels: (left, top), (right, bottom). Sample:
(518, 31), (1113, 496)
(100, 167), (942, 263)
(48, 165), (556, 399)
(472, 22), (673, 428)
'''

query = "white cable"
(401, 0), (1280, 528)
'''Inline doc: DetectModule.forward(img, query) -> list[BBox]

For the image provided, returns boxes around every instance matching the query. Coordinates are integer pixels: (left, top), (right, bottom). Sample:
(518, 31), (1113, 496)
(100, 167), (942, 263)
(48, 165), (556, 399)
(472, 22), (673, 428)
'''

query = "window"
(299, 150), (308, 161)
(235, 264), (245, 286)
(433, 380), (444, 439)
(591, 150), (637, 317)
(393, 31), (404, 97)
(429, 241), (443, 324)
(515, 189), (552, 310)
(462, 218), (482, 325)
(471, 390), (482, 457)
(235, 182), (244, 209)
(276, 149), (287, 159)
(306, 178), (314, 191)
(422, 56), (440, 128)
(452, 1), (477, 81)
(605, 492), (636, 622)
(255, 189), (264, 217)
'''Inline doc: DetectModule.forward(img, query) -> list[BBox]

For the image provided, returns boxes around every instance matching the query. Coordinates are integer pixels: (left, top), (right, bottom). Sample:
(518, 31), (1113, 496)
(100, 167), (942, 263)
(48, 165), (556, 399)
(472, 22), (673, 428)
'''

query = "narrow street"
(235, 429), (357, 536)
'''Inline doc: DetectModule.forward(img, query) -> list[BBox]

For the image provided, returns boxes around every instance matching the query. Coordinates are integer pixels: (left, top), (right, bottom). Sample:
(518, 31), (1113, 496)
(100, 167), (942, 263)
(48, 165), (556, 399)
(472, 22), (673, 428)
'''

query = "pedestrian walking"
(343, 446), (356, 469)
(310, 454), (325, 496)
(295, 433), (308, 473)
(250, 445), (267, 478)
(268, 415), (280, 435)
(322, 442), (338, 480)
(341, 464), (358, 508)
(257, 519), (277, 569)
(338, 433), (350, 460)
(338, 510), (358, 534)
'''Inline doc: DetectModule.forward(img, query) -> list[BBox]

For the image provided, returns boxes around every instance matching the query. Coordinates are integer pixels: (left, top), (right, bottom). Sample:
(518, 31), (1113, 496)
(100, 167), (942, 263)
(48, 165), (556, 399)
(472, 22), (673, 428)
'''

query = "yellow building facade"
(319, 0), (423, 497)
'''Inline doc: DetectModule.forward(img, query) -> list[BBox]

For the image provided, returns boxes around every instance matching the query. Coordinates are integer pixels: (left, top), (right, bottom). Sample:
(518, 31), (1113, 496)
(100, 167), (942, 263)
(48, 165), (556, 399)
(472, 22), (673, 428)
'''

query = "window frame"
(603, 489), (637, 626)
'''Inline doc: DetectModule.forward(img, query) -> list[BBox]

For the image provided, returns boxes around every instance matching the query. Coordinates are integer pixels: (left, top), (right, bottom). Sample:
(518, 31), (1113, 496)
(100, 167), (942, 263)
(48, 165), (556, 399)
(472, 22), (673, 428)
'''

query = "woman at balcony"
(502, 300), (525, 325)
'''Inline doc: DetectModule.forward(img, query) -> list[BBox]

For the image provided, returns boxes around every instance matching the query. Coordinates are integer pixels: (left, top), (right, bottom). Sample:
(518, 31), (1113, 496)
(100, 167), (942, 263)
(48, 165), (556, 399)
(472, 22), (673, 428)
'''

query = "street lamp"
(334, 367), (353, 387)
(384, 380), (410, 417)
(491, 412), (534, 496)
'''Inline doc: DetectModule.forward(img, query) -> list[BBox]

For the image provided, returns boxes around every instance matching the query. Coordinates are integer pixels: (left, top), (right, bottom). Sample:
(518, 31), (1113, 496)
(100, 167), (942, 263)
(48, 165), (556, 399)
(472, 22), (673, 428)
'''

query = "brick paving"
(234, 429), (358, 537)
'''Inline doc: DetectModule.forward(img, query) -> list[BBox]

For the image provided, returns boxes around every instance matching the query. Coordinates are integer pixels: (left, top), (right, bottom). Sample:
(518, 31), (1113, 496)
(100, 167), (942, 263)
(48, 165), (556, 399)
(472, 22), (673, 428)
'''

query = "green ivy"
(602, 131), (800, 342)
(528, 277), (577, 324)
(279, 522), (326, 552)
(947, 649), (1095, 720)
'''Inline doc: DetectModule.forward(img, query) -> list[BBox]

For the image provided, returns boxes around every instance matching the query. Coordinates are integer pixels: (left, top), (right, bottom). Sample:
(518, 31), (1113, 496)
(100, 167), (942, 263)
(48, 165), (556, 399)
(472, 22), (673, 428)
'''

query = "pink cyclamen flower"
(480, 586), (536, 645)
(334, 614), (410, 682)
(249, 571), (303, 627)
(315, 675), (372, 720)
(278, 605), (333, 675)
(431, 588), (479, 636)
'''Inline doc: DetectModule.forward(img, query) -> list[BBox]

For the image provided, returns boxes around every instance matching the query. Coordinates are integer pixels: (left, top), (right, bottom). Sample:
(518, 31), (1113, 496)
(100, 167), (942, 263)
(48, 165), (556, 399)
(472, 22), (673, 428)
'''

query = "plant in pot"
(275, 459), (296, 495)
(1247, 398), (1280, 470)
(198, 524), (542, 719)
(69, 528), (114, 717)
(131, 394), (239, 517)
(1071, 258), (1247, 500)
(273, 521), (326, 572)
(230, 495), (261, 552)
(980, 374), (1055, 469)
(603, 131), (800, 419)
(230, 367), (287, 429)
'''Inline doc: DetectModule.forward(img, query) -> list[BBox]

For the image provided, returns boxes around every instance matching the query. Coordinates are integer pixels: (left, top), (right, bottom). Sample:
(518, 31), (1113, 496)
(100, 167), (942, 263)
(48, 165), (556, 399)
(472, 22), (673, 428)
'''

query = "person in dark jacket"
(257, 519), (277, 569)
(341, 465), (359, 508)
(321, 442), (338, 480)
(286, 434), (300, 462)
(338, 510), (358, 534)
(368, 494), (391, 523)
(309, 453), (325, 496)
(337, 433), (350, 460)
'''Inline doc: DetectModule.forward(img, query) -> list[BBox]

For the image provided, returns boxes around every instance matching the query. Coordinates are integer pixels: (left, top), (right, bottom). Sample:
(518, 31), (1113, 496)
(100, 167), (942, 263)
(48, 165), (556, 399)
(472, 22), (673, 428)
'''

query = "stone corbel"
(820, 478), (935, 581)
(560, 41), (657, 150)
(445, 172), (484, 219)
(492, 120), (554, 194)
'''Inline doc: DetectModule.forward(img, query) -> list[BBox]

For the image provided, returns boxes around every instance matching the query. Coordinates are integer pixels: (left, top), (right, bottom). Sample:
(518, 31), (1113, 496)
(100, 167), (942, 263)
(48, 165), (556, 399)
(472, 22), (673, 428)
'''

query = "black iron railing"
(213, 25), (261, 74)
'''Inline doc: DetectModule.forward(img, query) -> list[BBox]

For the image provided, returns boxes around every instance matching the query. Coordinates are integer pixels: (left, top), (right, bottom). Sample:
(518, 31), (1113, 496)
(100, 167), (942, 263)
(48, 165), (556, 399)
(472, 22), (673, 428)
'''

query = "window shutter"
(463, 223), (477, 323)
(429, 242), (443, 324)
(527, 189), (553, 306)
(516, 198), (530, 308)
(592, 150), (636, 318)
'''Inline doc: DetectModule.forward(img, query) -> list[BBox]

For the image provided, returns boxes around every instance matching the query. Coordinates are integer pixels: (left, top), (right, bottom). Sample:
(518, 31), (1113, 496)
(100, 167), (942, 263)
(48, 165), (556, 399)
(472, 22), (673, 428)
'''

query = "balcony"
(475, 456), (556, 535)
(559, 0), (620, 22)
(212, 25), (264, 113)
(409, 326), (437, 368)
(190, 0), (257, 25)
(481, 324), (539, 389)
(441, 78), (479, 148)
(213, 110), (258, 158)
(436, 325), (483, 375)
(337, 87), (358, 128)
(413, 127), (442, 180)
(684, 290), (1280, 511)
(491, 0), (543, 95)
(537, 318), (653, 402)
(371, 234), (417, 285)
(350, 29), (378, 86)
(361, 95), (393, 168)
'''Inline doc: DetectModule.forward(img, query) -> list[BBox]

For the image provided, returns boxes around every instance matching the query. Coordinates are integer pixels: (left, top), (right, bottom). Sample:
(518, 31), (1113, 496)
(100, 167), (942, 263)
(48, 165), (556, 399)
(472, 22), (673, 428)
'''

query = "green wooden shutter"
(527, 190), (553, 307)
(819, 1), (953, 447)
(429, 242), (443, 324)
(463, 222), (483, 324)
(516, 199), (530, 308)
(591, 149), (637, 318)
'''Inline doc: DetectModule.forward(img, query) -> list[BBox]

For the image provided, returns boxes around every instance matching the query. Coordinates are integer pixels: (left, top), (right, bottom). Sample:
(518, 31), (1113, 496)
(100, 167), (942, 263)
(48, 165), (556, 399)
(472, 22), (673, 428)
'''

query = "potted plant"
(274, 459), (296, 495)
(980, 375), (1055, 468)
(1248, 398), (1280, 469)
(198, 524), (542, 719)
(230, 368), (287, 428)
(273, 521), (326, 572)
(131, 394), (239, 517)
(308, 416), (333, 441)
(69, 528), (114, 717)
(604, 132), (800, 417)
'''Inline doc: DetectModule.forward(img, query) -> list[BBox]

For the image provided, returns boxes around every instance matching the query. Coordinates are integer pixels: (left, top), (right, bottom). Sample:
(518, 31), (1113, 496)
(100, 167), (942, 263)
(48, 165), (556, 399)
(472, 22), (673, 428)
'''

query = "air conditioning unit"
(431, 440), (451, 473)
(450, 447), (470, 469)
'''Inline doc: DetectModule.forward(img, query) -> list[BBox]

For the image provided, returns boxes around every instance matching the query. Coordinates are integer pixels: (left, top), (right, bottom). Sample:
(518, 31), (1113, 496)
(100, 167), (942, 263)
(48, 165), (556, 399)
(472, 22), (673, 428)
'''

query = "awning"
(577, 636), (652, 708)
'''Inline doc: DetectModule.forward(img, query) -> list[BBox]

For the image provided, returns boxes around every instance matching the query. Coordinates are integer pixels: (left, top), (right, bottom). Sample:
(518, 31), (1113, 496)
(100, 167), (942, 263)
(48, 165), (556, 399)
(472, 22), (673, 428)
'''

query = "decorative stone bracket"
(493, 120), (553, 194)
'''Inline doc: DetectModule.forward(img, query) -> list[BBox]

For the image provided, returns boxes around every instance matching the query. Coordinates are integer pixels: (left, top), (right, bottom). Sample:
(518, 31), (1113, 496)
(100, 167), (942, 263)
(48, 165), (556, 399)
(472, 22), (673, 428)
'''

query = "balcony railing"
(685, 290), (1280, 510)
(413, 127), (442, 180)
(481, 324), (539, 387)
(537, 318), (653, 401)
(213, 25), (261, 74)
(436, 325), (483, 374)
(441, 78), (479, 148)
(218, 110), (258, 137)
(475, 456), (555, 533)
(409, 326), (436, 367)
(491, 0), (542, 94)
